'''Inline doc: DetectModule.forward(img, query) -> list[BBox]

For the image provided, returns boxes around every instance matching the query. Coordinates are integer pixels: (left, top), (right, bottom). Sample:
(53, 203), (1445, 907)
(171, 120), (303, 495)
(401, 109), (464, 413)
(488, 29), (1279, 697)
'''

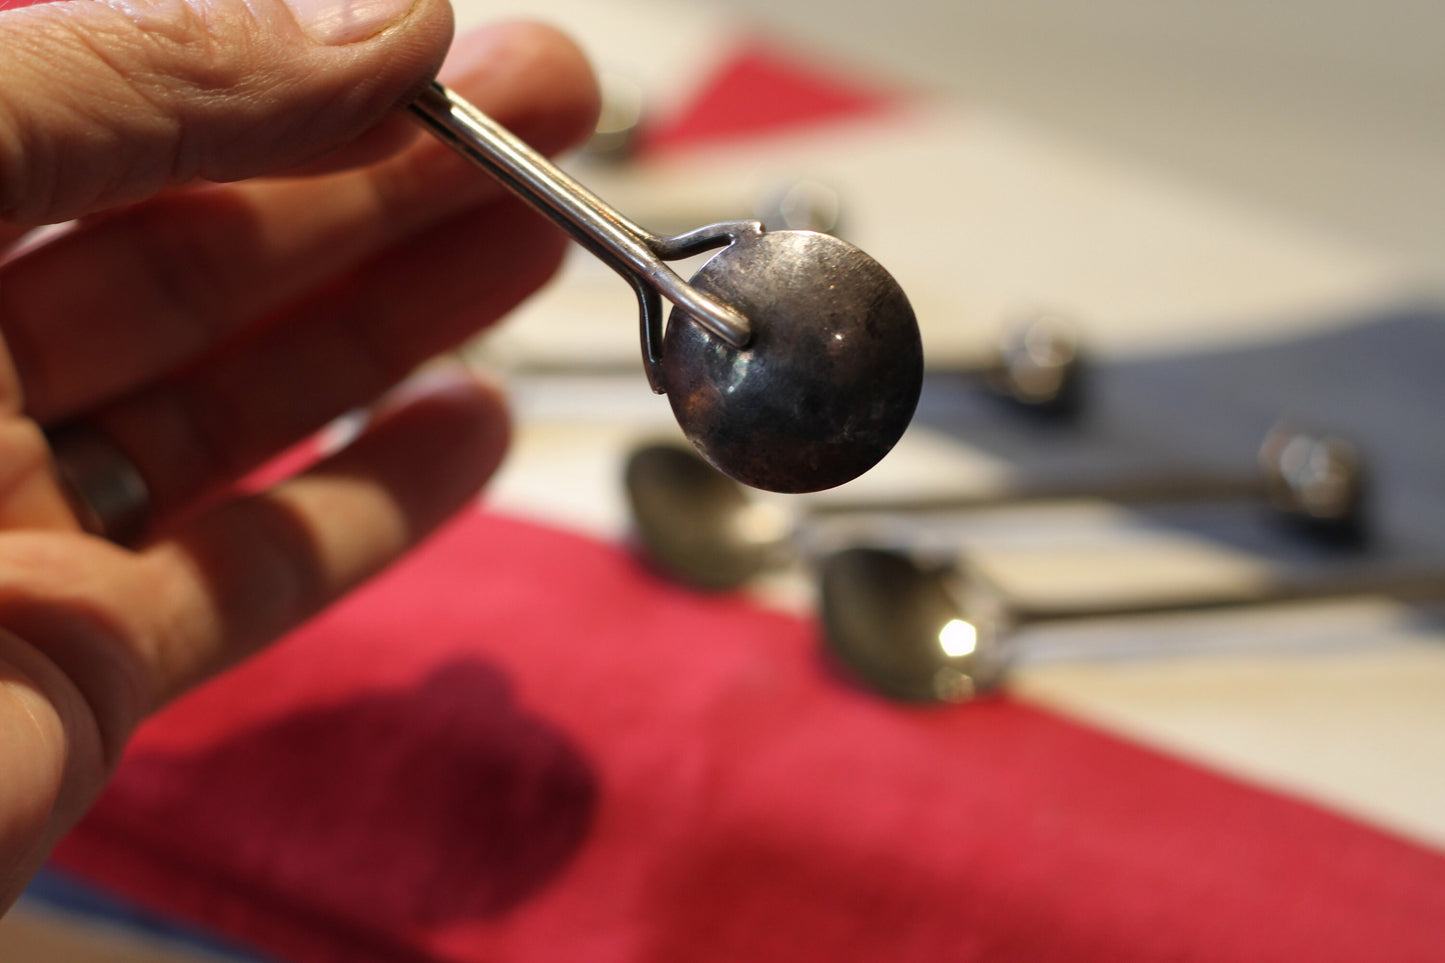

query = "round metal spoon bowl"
(412, 84), (923, 496)
(819, 547), (1010, 703)
(661, 229), (925, 494)
(624, 443), (787, 590)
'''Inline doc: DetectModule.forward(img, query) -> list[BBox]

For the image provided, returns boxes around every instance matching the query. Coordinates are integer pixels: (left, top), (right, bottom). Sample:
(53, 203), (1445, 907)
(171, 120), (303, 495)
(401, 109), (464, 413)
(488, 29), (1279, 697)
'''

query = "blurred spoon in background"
(486, 312), (1087, 419)
(817, 544), (1441, 704)
(978, 312), (1085, 417)
(624, 424), (1366, 590)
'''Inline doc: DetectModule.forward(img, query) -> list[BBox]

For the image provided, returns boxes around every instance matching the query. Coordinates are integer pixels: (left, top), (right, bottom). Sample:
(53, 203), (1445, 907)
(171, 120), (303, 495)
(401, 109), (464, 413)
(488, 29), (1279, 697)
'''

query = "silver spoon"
(818, 546), (1443, 704)
(624, 426), (1366, 590)
(410, 82), (923, 493)
(979, 312), (1085, 416)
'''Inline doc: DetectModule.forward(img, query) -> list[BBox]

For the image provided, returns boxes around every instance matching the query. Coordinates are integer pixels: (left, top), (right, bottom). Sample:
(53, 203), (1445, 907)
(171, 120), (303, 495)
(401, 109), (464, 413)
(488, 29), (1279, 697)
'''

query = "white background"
(707, 0), (1445, 286)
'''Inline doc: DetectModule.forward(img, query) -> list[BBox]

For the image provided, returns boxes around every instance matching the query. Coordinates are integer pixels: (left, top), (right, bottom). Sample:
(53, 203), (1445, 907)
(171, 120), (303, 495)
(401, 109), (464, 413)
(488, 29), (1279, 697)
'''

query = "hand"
(0, 0), (598, 910)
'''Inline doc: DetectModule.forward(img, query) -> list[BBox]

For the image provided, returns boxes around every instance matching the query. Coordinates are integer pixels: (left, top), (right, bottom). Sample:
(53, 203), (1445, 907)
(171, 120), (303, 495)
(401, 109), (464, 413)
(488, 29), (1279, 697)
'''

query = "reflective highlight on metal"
(410, 82), (923, 493)
(410, 83), (749, 351)
(818, 548), (1013, 703)
(985, 313), (1085, 416)
(819, 546), (1445, 705)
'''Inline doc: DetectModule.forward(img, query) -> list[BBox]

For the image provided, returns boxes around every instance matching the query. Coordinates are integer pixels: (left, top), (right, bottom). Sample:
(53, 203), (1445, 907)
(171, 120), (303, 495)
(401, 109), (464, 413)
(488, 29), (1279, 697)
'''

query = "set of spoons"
(621, 421), (1430, 704)
(404, 79), (1429, 706)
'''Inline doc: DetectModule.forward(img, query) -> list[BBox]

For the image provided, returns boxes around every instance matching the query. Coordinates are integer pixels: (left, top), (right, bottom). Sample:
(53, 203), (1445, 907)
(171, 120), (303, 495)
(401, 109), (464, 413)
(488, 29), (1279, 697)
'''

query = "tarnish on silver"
(409, 81), (924, 494)
(48, 423), (151, 546)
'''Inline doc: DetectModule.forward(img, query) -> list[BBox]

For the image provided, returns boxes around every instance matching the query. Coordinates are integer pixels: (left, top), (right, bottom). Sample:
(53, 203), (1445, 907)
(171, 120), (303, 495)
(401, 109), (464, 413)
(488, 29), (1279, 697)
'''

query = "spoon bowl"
(624, 443), (788, 590)
(661, 229), (925, 494)
(819, 547), (1010, 703)
(412, 85), (923, 495)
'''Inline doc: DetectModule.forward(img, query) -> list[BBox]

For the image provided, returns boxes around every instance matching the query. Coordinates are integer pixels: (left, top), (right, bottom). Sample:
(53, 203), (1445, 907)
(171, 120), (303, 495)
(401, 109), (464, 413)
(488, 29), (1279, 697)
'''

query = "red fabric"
(641, 41), (901, 154)
(14, 12), (1442, 958)
(51, 509), (1445, 962)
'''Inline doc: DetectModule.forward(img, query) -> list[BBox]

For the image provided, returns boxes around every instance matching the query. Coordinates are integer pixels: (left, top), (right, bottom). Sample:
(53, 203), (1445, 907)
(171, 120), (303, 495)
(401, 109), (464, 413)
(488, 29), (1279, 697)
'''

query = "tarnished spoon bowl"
(819, 547), (1009, 703)
(412, 85), (923, 494)
(661, 230), (924, 494)
(624, 443), (782, 590)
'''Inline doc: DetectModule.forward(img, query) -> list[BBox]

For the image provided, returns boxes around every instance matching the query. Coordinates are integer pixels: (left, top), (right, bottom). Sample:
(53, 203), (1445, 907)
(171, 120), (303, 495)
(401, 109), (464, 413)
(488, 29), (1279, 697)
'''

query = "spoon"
(624, 425), (1366, 590)
(979, 312), (1085, 416)
(489, 312), (1078, 420)
(818, 546), (1444, 704)
(410, 82), (923, 493)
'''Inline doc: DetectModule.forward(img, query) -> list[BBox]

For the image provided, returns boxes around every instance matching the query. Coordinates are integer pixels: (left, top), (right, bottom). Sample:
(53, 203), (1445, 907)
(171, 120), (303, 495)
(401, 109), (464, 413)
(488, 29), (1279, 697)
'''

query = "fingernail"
(283, 0), (417, 45)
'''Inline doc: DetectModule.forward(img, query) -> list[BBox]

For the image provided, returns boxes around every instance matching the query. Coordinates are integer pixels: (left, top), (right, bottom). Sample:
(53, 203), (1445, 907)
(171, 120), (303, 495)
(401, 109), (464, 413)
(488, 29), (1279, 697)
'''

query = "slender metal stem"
(408, 82), (751, 348)
(811, 471), (1269, 517)
(996, 563), (1445, 625)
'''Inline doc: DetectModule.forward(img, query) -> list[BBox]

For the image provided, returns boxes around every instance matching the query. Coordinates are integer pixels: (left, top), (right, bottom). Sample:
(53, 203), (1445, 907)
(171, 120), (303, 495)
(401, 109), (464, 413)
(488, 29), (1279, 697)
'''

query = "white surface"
(543, 104), (1415, 366)
(453, 0), (741, 125)
(1013, 610), (1445, 849)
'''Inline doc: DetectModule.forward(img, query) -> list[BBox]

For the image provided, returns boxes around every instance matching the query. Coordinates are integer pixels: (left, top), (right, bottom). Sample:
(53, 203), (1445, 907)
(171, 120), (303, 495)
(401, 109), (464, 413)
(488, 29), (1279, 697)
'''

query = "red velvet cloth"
(50, 509), (1445, 962)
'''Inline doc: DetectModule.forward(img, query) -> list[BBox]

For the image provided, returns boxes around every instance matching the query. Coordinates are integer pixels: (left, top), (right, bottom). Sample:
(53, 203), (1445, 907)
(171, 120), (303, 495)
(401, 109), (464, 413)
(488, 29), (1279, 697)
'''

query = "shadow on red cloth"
(48, 510), (1445, 963)
(77, 661), (596, 929)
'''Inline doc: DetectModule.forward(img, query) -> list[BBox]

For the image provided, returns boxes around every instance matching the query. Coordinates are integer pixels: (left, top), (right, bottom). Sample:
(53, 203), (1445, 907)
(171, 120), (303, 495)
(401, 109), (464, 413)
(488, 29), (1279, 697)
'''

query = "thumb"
(0, 0), (454, 225)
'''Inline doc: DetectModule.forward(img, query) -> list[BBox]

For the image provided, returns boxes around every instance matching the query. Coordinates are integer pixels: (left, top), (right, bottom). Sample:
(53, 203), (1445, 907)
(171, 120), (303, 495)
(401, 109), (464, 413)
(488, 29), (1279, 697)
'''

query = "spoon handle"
(810, 472), (1268, 516)
(1010, 563), (1445, 625)
(408, 82), (751, 347)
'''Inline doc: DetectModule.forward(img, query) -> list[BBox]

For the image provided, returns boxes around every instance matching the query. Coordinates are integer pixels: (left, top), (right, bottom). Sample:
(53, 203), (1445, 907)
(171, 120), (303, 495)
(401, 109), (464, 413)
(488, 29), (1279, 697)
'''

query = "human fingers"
(0, 619), (111, 912)
(136, 366), (510, 702)
(78, 194), (561, 523)
(0, 367), (507, 910)
(0, 0), (453, 228)
(1, 22), (599, 422)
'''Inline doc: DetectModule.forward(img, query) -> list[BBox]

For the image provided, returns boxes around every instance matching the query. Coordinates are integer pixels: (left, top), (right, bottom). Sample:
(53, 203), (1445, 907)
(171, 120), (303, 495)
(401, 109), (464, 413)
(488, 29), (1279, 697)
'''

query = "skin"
(0, 0), (600, 911)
